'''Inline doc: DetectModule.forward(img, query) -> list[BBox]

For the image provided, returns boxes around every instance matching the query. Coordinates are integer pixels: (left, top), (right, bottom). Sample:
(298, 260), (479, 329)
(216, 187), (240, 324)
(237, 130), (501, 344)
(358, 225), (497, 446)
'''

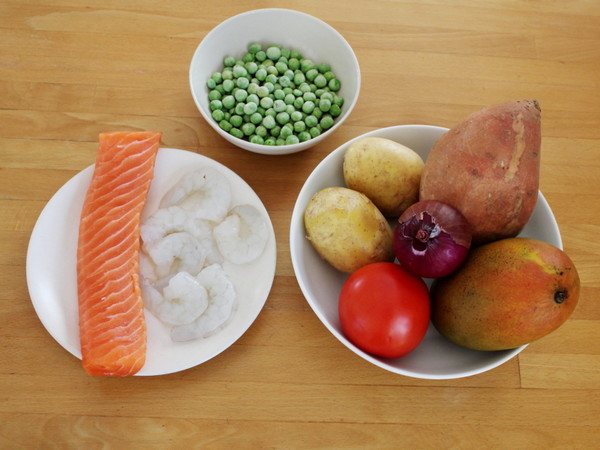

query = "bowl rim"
(288, 124), (563, 379)
(188, 8), (361, 155)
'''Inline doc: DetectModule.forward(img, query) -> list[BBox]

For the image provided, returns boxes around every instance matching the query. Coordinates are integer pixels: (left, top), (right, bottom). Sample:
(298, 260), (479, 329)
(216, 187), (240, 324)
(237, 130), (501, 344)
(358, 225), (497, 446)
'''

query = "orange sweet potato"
(420, 100), (541, 245)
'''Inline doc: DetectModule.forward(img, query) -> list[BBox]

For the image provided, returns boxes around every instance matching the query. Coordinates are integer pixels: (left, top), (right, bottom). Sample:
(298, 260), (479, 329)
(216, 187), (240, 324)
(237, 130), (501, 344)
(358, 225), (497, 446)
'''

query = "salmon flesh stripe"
(77, 131), (161, 376)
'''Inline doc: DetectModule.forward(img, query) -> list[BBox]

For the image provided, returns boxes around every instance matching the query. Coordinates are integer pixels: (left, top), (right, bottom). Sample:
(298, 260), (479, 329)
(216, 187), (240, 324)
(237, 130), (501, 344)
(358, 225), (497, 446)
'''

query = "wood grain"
(1, 0), (599, 447)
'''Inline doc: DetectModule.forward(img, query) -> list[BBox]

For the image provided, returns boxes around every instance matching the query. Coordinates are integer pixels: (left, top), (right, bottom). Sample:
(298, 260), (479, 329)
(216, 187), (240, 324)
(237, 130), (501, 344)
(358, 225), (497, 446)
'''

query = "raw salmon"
(77, 131), (161, 376)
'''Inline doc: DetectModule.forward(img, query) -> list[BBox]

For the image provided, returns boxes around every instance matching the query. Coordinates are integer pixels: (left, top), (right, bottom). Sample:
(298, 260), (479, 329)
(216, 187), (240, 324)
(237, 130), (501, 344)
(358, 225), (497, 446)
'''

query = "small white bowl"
(290, 125), (563, 379)
(189, 8), (360, 155)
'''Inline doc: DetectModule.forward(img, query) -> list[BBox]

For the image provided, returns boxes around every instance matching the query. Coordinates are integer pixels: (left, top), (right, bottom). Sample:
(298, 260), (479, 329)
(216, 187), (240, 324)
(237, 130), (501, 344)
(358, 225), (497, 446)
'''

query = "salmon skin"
(77, 131), (161, 376)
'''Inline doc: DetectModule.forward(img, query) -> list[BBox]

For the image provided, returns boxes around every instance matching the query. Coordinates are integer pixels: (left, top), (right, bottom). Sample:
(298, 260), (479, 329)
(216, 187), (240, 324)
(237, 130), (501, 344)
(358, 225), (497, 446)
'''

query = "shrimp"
(143, 231), (206, 279)
(159, 167), (232, 223)
(141, 206), (224, 266)
(141, 272), (208, 326)
(213, 204), (269, 265)
(170, 264), (237, 342)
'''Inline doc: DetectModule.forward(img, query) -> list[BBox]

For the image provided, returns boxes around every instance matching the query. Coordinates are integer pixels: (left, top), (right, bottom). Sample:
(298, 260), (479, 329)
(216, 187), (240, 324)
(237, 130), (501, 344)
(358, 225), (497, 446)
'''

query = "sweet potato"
(420, 100), (541, 245)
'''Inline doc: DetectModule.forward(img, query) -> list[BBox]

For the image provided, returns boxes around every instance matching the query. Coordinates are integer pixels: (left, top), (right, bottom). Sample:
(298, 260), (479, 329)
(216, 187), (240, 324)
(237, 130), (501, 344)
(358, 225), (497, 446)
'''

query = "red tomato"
(338, 262), (430, 358)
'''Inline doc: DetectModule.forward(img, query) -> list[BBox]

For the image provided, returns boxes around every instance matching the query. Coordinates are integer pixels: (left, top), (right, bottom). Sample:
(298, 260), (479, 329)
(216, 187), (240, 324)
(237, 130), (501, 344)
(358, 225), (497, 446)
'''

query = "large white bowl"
(189, 8), (360, 155)
(290, 125), (563, 379)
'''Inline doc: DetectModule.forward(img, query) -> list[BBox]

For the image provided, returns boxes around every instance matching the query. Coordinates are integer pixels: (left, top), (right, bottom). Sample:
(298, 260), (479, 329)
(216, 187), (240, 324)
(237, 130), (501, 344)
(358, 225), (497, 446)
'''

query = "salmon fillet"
(77, 131), (161, 376)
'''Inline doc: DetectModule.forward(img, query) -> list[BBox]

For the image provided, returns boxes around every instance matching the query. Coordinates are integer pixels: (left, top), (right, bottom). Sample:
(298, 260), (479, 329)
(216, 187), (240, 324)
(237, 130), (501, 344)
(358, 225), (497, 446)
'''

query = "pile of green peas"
(207, 43), (344, 146)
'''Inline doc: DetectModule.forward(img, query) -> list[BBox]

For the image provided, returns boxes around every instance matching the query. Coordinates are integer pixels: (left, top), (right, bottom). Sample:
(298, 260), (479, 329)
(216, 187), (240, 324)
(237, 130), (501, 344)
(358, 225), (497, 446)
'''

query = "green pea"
(255, 125), (268, 137)
(324, 71), (335, 81)
(245, 61), (258, 75)
(285, 135), (300, 145)
(333, 94), (344, 107)
(222, 68), (233, 80)
(230, 127), (244, 139)
(235, 103), (246, 115)
(208, 90), (221, 101)
(280, 47), (291, 59)
(299, 82), (311, 94)
(319, 98), (331, 112)
(279, 76), (292, 88)
(223, 56), (236, 67)
(275, 61), (288, 74)
(290, 49), (302, 59)
(306, 68), (319, 82)
(270, 125), (281, 137)
(284, 93), (295, 105)
(211, 109), (224, 121)
(264, 136), (276, 145)
(303, 91), (316, 102)
(276, 138), (285, 146)
(209, 99), (222, 111)
(290, 110), (303, 122)
(243, 102), (258, 115)
(298, 131), (312, 142)
(247, 82), (258, 95)
(273, 99), (287, 112)
(330, 104), (341, 117)
(283, 69), (295, 80)
(293, 97), (304, 109)
(250, 112), (263, 124)
(236, 77), (250, 89)
(242, 123), (255, 136)
(280, 125), (292, 139)
(293, 71), (305, 85)
(294, 121), (306, 132)
(266, 46), (281, 60)
(314, 74), (327, 88)
(222, 95), (235, 109)
(264, 81), (275, 93)
(230, 115), (243, 127)
(248, 43), (262, 54)
(305, 115), (318, 128)
(246, 93), (259, 105)
(320, 114), (334, 130)
(257, 86), (269, 98)
(302, 100), (315, 114)
(256, 68), (267, 81)
(265, 108), (276, 117)
(262, 115), (276, 129)
(276, 111), (290, 125)
(309, 126), (321, 138)
(232, 65), (248, 78)
(207, 78), (216, 89)
(273, 89), (285, 100)
(328, 78), (341, 91)
(260, 96), (274, 109)
(234, 89), (248, 102)
(318, 63), (330, 74)
(250, 135), (264, 145)
(242, 53), (254, 63)
(219, 120), (232, 132)
(222, 79), (235, 92)
(285, 104), (295, 115)
(255, 50), (267, 62)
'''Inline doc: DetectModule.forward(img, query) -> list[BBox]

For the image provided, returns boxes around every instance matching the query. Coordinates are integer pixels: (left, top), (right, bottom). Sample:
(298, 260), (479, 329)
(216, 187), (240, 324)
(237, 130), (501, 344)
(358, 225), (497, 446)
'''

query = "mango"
(420, 100), (541, 245)
(431, 237), (580, 351)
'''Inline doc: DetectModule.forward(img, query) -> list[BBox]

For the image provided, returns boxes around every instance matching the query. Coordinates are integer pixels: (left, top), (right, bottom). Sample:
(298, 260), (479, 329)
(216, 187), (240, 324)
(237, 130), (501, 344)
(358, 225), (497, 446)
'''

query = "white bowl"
(290, 125), (563, 379)
(189, 8), (360, 155)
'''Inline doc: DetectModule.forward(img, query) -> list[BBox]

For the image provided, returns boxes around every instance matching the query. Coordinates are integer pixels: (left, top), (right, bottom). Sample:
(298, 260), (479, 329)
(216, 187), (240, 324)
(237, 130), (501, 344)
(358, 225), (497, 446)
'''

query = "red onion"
(393, 200), (472, 278)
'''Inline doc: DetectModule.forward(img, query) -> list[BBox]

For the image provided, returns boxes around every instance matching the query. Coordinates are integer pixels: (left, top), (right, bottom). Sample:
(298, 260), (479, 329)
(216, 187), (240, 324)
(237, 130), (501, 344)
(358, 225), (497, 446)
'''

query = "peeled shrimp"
(170, 264), (237, 342)
(141, 205), (224, 266)
(141, 272), (208, 326)
(143, 231), (206, 279)
(213, 204), (269, 265)
(159, 167), (232, 223)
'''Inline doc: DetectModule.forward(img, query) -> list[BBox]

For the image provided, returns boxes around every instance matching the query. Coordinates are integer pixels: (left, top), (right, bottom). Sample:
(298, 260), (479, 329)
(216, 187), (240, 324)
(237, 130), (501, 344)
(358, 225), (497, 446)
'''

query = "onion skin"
(393, 200), (472, 278)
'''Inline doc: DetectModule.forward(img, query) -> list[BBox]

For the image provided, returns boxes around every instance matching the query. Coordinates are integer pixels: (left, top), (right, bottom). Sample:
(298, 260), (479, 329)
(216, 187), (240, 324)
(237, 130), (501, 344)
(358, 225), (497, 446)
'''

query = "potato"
(343, 137), (425, 217)
(420, 100), (541, 245)
(304, 187), (394, 273)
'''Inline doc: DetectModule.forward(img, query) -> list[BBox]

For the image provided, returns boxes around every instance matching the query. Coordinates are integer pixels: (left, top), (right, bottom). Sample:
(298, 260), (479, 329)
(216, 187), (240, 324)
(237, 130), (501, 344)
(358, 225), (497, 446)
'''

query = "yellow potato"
(343, 137), (424, 217)
(304, 187), (394, 273)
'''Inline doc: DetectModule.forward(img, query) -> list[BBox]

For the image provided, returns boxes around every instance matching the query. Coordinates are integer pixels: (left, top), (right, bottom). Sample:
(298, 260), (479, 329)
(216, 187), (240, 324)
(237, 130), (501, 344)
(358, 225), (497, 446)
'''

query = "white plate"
(26, 148), (277, 376)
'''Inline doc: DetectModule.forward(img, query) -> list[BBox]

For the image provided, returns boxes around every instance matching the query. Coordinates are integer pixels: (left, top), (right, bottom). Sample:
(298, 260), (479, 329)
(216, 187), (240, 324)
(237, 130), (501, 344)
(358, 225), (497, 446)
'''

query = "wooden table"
(2, 1), (599, 447)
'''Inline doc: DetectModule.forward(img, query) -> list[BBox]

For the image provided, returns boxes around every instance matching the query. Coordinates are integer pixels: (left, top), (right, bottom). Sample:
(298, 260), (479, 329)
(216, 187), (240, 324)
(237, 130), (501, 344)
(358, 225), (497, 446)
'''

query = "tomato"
(338, 262), (430, 358)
